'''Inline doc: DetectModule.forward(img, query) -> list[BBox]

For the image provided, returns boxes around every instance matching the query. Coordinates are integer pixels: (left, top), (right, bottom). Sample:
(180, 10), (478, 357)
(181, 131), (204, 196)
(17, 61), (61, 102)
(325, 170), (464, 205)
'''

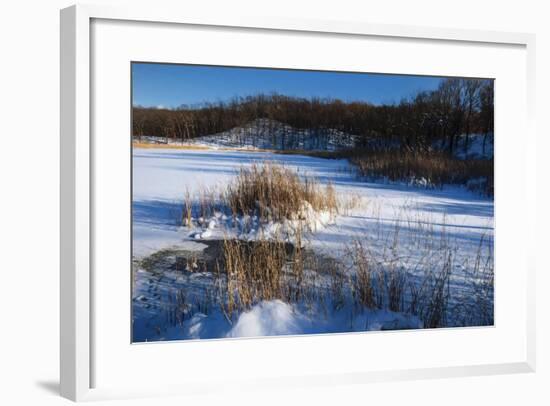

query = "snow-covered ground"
(435, 133), (494, 160)
(132, 146), (494, 342)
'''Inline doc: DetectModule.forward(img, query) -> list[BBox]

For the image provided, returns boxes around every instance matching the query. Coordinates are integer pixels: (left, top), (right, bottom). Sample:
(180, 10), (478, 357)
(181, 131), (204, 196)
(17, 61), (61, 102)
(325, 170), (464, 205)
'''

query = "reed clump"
(216, 226), (307, 317)
(226, 163), (339, 221)
(351, 150), (493, 194)
(281, 148), (493, 195)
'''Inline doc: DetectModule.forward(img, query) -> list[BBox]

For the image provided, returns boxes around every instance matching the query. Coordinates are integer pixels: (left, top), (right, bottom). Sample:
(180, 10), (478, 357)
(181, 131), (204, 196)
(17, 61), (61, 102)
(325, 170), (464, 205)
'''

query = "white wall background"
(0, 1), (547, 405)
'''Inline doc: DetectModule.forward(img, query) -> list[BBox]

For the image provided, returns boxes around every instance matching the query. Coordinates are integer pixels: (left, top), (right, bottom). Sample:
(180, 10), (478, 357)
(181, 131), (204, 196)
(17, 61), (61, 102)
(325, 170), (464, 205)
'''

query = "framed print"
(60, 4), (536, 402)
(130, 63), (496, 343)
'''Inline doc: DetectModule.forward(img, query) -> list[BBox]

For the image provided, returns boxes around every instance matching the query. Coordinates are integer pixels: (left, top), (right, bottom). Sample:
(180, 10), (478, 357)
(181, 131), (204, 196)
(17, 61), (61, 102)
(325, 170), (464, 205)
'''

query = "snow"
(188, 118), (357, 151)
(435, 133), (494, 160)
(221, 300), (421, 339)
(226, 301), (304, 338)
(136, 300), (423, 342)
(132, 145), (493, 342)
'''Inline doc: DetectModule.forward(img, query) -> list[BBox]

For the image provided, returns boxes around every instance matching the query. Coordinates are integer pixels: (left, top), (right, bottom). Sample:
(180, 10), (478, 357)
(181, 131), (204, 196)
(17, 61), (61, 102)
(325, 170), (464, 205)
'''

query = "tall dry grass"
(213, 221), (461, 329)
(419, 252), (453, 328)
(145, 219), (490, 330)
(225, 163), (338, 221)
(280, 148), (493, 195)
(351, 150), (493, 194)
(182, 189), (193, 228)
(348, 239), (378, 310)
(216, 227), (306, 318)
(452, 234), (494, 326)
(179, 163), (340, 229)
(344, 215), (457, 329)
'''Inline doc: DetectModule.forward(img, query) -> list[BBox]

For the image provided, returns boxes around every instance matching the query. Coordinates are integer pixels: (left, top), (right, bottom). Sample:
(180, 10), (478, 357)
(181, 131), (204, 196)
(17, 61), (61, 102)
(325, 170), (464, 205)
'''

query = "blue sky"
(132, 63), (444, 108)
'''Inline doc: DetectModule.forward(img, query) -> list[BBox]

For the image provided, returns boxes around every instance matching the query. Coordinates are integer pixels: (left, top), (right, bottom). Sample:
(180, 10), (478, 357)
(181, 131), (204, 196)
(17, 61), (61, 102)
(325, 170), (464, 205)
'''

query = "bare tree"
(462, 79), (482, 155)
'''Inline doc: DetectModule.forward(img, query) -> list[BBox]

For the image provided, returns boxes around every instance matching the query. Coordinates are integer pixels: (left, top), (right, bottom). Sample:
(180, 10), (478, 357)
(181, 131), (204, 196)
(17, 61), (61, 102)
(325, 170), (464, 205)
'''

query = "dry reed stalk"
(182, 189), (193, 228)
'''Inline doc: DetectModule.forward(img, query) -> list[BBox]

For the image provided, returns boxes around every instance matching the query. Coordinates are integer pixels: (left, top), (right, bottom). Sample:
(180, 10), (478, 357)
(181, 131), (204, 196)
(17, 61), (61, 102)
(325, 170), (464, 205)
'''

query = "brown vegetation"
(211, 226), (476, 328)
(281, 147), (493, 194)
(132, 142), (211, 150)
(225, 163), (339, 221)
(141, 214), (492, 330)
(350, 150), (493, 193)
(217, 232), (303, 317)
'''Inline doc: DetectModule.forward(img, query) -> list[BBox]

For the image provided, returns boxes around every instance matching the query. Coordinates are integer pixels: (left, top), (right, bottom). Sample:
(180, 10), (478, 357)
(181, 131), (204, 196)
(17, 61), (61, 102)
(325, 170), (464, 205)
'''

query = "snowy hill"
(137, 118), (494, 161)
(190, 118), (357, 151)
(192, 120), (494, 160)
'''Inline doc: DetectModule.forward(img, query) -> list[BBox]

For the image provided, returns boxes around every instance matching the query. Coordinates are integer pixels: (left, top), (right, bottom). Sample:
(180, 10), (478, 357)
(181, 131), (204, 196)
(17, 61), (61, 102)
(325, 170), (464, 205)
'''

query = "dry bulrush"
(284, 148), (493, 195)
(348, 239), (378, 310)
(350, 150), (493, 194)
(216, 234), (305, 317)
(225, 163), (338, 221)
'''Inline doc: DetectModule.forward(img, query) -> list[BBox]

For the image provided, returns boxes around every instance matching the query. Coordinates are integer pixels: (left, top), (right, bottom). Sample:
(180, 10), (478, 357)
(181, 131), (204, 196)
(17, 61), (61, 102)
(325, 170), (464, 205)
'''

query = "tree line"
(133, 78), (494, 154)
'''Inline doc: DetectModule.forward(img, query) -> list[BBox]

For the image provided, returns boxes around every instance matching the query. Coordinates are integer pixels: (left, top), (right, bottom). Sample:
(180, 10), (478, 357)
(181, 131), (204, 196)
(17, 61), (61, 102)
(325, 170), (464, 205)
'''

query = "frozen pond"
(132, 147), (494, 341)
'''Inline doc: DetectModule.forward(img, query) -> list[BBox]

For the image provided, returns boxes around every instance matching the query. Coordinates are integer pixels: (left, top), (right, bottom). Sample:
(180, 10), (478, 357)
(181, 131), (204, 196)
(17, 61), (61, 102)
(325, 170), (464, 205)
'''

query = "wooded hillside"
(133, 78), (493, 154)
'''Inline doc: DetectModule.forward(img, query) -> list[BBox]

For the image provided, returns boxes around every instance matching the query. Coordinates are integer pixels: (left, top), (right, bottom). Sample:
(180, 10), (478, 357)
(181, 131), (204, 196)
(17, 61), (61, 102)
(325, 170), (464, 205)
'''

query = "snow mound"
(227, 300), (305, 337)
(177, 300), (423, 340)
(290, 201), (335, 232)
(183, 200), (335, 243)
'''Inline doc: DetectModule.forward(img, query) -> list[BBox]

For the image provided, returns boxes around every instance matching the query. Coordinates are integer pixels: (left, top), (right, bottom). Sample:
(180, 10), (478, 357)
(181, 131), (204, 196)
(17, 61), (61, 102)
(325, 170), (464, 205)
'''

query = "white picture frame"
(60, 3), (537, 402)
